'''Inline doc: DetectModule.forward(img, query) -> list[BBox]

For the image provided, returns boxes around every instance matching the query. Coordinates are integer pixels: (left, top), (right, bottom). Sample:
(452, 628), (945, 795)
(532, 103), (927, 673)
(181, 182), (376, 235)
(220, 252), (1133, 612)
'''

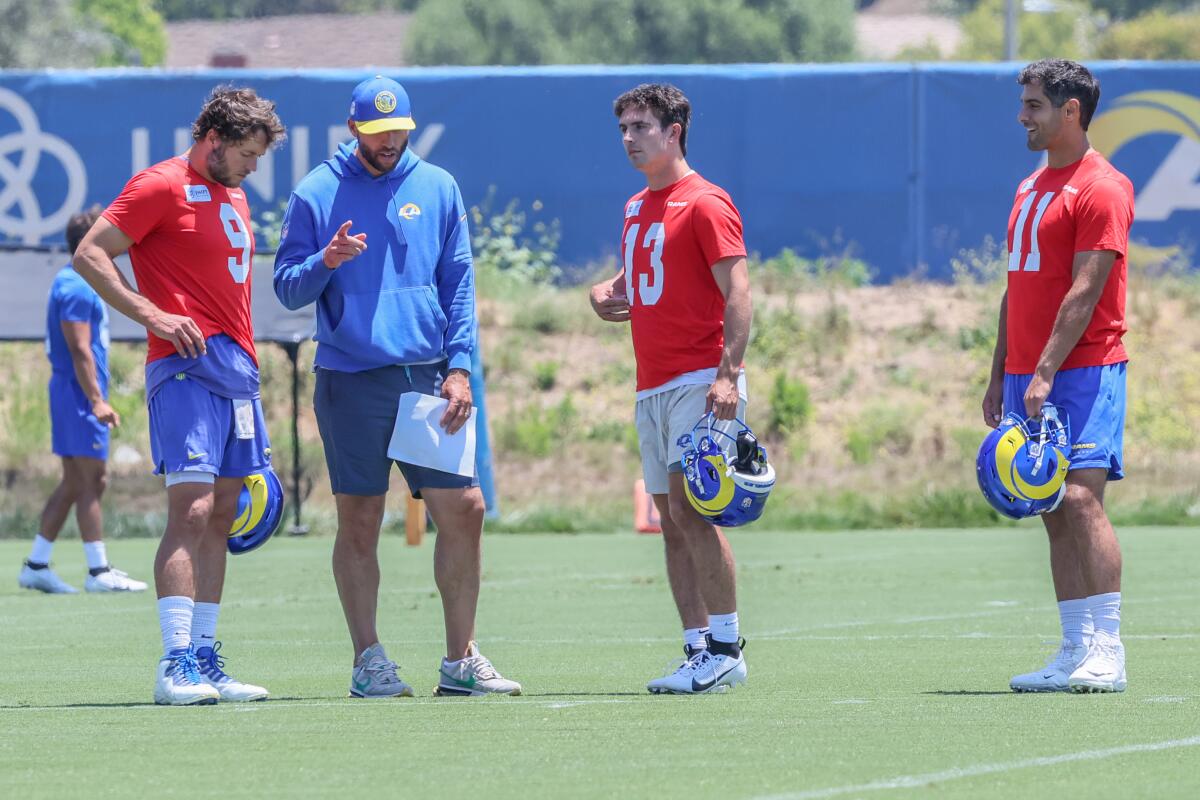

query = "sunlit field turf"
(2, 529), (1198, 799)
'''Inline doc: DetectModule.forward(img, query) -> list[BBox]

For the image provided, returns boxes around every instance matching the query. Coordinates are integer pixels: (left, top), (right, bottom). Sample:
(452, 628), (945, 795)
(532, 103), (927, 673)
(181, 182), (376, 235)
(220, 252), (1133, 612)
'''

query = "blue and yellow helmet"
(228, 469), (285, 555)
(679, 413), (775, 527)
(976, 405), (1071, 520)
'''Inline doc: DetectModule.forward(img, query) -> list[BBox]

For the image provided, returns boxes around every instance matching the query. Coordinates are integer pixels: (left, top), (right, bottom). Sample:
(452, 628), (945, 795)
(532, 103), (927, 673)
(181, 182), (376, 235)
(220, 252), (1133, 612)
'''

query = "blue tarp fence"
(2, 63), (1198, 280)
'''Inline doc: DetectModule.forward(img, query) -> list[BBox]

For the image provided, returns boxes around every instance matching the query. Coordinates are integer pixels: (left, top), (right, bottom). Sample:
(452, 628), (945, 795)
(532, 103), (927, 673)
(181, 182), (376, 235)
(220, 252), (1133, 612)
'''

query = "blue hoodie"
(273, 143), (475, 373)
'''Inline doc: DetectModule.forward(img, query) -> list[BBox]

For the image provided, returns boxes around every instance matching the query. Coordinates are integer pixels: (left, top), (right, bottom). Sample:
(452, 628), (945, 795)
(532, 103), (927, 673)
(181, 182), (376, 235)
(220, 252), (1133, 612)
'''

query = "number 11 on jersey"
(624, 222), (665, 306)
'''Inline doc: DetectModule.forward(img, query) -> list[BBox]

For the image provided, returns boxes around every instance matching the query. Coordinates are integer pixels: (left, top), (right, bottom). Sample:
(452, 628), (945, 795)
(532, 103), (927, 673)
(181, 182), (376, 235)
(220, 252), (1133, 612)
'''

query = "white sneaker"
(435, 641), (522, 696)
(18, 562), (78, 594)
(350, 643), (414, 698)
(154, 646), (220, 706)
(196, 642), (269, 702)
(85, 567), (148, 593)
(1010, 639), (1089, 693)
(647, 644), (708, 694)
(1068, 634), (1127, 693)
(648, 641), (747, 694)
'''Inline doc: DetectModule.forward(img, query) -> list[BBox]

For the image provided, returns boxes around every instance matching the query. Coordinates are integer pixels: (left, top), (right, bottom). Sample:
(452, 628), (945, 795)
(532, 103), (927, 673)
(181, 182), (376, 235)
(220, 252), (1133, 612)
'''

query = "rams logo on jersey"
(375, 91), (397, 114)
(398, 202), (421, 220)
(625, 200), (642, 219)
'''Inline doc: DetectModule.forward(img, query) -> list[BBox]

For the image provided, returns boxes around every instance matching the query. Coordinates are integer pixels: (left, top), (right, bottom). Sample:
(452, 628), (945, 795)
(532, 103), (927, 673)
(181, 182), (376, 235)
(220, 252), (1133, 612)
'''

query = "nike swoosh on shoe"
(691, 661), (739, 693)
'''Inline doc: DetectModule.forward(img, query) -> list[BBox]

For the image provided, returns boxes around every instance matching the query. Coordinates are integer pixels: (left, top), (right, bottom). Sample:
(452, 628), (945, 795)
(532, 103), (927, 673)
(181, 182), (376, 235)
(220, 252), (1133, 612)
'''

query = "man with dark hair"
(73, 86), (286, 705)
(982, 59), (1134, 693)
(19, 207), (148, 595)
(275, 76), (520, 698)
(590, 83), (753, 694)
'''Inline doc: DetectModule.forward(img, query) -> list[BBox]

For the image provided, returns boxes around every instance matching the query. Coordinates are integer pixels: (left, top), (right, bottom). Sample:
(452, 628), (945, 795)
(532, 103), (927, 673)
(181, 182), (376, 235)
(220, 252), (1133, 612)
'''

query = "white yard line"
(754, 736), (1200, 800)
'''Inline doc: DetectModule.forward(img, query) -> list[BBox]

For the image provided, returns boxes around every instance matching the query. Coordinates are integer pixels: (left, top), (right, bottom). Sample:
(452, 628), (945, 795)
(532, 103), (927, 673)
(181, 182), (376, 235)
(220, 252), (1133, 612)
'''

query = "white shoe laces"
(461, 654), (499, 681)
(364, 657), (402, 685)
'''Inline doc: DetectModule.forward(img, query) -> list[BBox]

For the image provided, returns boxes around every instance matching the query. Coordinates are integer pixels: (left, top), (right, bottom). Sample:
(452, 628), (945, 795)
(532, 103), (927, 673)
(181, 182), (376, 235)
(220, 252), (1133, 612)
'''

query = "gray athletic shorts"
(314, 362), (478, 497)
(635, 383), (746, 495)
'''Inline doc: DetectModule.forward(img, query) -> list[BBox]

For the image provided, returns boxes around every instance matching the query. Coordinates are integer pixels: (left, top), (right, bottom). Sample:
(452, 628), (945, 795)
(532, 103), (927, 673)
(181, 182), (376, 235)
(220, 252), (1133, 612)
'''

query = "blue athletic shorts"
(48, 373), (108, 460)
(314, 362), (478, 497)
(147, 373), (271, 479)
(1003, 362), (1126, 480)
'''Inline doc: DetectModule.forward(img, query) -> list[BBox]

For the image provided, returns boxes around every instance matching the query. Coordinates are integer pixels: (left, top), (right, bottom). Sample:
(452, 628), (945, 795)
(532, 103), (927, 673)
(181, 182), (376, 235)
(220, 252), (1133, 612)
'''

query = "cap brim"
(355, 117), (415, 134)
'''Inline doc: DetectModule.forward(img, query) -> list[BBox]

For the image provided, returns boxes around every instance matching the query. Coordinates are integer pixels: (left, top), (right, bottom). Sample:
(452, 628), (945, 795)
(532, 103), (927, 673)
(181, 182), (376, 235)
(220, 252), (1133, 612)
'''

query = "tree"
(406, 0), (857, 66)
(1097, 9), (1200, 59)
(955, 0), (1102, 61)
(156, 0), (419, 20)
(0, 0), (103, 68)
(79, 0), (167, 66)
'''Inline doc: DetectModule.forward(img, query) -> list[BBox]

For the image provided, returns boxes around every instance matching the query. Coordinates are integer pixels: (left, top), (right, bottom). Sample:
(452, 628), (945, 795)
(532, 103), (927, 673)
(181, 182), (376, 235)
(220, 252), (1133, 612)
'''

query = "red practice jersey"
(1005, 150), (1134, 374)
(620, 172), (747, 391)
(103, 157), (258, 365)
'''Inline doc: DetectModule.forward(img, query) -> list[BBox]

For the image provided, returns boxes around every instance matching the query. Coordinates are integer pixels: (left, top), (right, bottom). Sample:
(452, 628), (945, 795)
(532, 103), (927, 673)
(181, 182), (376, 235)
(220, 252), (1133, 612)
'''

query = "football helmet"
(228, 469), (285, 555)
(976, 404), (1071, 520)
(679, 413), (775, 527)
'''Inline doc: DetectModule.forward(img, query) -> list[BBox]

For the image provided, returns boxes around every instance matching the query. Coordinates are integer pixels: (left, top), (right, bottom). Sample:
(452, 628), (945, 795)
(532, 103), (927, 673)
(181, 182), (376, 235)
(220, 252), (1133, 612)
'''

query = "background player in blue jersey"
(19, 208), (147, 595)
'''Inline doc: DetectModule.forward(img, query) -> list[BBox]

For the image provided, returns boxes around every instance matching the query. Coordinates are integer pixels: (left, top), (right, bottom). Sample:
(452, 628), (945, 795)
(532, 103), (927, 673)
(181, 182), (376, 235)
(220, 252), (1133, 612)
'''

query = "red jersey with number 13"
(102, 157), (258, 365)
(621, 172), (746, 391)
(1005, 150), (1133, 374)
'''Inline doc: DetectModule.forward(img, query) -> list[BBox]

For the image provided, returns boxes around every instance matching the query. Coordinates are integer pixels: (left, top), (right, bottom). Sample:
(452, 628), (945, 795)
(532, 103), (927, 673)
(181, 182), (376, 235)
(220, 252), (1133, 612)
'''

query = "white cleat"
(1068, 635), (1127, 693)
(435, 641), (522, 697)
(649, 640), (747, 694)
(350, 643), (414, 698)
(18, 562), (79, 594)
(1011, 639), (1089, 693)
(85, 567), (148, 593)
(196, 642), (269, 702)
(154, 646), (220, 706)
(647, 644), (708, 694)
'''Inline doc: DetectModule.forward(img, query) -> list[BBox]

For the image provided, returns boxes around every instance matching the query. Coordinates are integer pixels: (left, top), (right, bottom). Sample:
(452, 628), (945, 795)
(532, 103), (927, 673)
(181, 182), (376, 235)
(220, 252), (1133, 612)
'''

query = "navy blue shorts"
(1003, 363), (1126, 481)
(147, 373), (271, 479)
(49, 374), (108, 460)
(314, 362), (478, 497)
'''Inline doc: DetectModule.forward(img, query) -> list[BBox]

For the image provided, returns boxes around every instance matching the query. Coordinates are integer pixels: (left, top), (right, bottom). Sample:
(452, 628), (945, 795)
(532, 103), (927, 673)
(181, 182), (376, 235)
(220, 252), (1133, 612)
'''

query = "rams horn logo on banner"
(375, 91), (397, 114)
(1089, 90), (1200, 222)
(1090, 90), (1200, 158)
(398, 202), (421, 220)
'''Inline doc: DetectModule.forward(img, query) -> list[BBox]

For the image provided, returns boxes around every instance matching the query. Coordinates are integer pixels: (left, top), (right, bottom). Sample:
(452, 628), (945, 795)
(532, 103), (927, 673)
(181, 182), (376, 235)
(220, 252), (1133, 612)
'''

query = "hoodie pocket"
(326, 286), (447, 363)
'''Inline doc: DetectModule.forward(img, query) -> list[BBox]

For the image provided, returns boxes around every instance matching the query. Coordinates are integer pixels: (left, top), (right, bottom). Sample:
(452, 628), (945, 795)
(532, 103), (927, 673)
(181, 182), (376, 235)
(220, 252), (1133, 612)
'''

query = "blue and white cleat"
(154, 645), (220, 706)
(196, 642), (268, 702)
(648, 640), (747, 694)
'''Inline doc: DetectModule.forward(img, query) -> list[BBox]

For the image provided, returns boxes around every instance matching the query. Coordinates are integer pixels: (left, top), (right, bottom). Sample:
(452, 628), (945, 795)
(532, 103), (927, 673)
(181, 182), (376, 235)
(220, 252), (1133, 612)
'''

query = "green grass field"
(2, 528), (1198, 799)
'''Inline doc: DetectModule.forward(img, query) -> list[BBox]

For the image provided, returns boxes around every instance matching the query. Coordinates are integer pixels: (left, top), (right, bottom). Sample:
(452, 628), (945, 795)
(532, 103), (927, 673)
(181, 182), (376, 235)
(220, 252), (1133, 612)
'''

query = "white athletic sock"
(28, 534), (54, 565)
(191, 602), (220, 652)
(82, 540), (108, 571)
(1057, 598), (1092, 647)
(1088, 592), (1121, 640)
(158, 596), (195, 656)
(683, 627), (709, 652)
(708, 612), (739, 644)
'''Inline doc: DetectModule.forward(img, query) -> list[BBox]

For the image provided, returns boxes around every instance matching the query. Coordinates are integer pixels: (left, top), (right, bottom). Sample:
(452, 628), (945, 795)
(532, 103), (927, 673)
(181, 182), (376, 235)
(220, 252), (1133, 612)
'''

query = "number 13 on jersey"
(624, 222), (665, 306)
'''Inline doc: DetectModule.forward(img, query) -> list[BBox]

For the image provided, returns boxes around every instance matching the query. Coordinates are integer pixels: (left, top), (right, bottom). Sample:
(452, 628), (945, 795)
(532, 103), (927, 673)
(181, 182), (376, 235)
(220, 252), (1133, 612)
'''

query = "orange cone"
(633, 479), (661, 534)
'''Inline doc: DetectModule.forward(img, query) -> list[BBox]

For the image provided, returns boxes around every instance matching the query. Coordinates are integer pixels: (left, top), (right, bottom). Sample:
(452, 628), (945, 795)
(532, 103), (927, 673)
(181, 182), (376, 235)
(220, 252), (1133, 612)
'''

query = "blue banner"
(1, 64), (1197, 280)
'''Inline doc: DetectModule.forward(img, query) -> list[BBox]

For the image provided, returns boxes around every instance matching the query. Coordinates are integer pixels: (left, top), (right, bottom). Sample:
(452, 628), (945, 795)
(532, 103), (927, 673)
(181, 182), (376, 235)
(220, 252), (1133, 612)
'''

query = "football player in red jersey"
(590, 84), (752, 694)
(73, 87), (286, 705)
(982, 60), (1134, 694)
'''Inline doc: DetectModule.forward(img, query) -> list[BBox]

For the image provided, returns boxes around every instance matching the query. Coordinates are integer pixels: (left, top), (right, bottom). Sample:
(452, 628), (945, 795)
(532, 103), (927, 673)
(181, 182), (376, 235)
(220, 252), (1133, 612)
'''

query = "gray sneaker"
(435, 641), (522, 697)
(349, 643), (414, 698)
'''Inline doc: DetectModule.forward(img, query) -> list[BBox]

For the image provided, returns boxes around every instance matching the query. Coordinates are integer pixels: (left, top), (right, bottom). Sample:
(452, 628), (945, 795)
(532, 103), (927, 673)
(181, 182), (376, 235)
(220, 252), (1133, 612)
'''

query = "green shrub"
(768, 372), (812, 435)
(845, 404), (915, 465)
(532, 360), (559, 391)
(1098, 10), (1200, 59)
(495, 396), (578, 457)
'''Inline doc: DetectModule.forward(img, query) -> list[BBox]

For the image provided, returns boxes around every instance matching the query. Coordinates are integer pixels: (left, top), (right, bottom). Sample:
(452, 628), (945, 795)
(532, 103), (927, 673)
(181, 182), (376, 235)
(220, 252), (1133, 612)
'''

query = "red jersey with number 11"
(102, 157), (258, 365)
(621, 172), (746, 391)
(1005, 150), (1133, 374)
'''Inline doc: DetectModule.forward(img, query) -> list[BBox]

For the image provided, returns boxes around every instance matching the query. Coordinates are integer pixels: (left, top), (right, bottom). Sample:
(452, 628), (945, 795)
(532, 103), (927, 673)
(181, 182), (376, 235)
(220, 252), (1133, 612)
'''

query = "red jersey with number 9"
(102, 157), (258, 365)
(1005, 150), (1134, 374)
(621, 172), (746, 391)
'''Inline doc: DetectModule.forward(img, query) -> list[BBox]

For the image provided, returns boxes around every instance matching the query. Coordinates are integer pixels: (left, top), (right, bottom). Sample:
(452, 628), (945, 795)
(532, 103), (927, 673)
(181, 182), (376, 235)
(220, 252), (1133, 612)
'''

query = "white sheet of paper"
(387, 392), (477, 478)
